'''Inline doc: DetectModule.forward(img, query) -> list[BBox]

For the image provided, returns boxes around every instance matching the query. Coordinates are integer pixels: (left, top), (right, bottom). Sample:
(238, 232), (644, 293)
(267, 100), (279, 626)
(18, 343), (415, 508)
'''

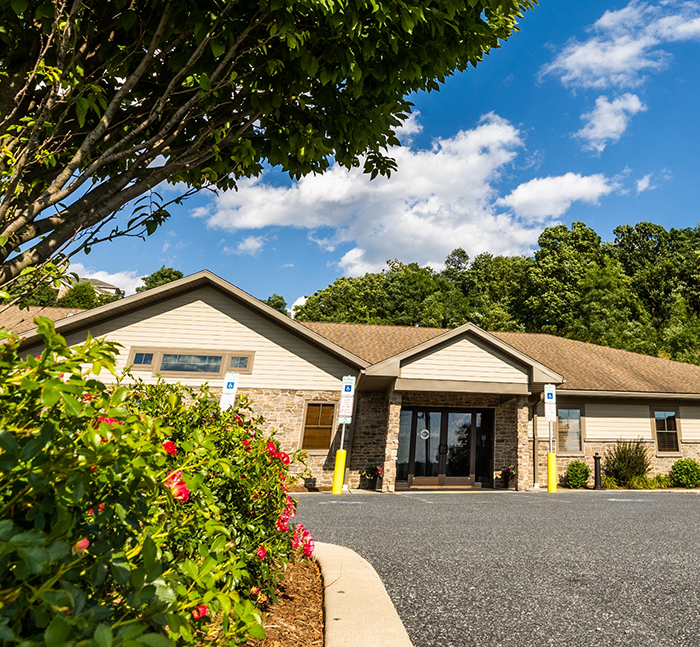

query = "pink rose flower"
(278, 452), (290, 466)
(164, 470), (190, 503)
(74, 538), (90, 553)
(256, 546), (267, 560)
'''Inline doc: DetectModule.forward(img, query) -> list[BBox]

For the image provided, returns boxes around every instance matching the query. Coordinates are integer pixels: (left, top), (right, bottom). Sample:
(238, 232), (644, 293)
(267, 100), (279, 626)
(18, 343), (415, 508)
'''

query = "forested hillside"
(294, 222), (700, 365)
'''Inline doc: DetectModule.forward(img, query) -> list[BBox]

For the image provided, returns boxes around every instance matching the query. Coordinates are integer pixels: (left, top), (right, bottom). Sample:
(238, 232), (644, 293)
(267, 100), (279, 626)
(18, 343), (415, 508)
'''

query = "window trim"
(554, 403), (586, 456)
(300, 400), (338, 453)
(126, 347), (255, 378)
(650, 405), (682, 456)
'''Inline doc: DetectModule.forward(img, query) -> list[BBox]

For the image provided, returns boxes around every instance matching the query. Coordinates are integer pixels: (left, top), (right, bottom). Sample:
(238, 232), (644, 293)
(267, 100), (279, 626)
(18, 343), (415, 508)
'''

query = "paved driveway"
(295, 489), (700, 647)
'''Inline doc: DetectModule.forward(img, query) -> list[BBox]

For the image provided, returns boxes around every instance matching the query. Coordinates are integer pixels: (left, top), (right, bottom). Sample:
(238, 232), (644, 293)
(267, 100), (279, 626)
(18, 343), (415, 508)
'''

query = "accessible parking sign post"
(332, 375), (356, 495)
(544, 384), (557, 493)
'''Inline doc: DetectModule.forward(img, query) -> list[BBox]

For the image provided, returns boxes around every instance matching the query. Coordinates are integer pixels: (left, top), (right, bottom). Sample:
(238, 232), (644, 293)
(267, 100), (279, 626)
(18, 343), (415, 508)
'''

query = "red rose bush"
(0, 318), (313, 646)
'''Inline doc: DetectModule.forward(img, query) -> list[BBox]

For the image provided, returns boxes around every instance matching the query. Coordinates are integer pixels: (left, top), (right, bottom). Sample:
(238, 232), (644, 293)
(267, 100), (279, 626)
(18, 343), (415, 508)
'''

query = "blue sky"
(73, 0), (700, 310)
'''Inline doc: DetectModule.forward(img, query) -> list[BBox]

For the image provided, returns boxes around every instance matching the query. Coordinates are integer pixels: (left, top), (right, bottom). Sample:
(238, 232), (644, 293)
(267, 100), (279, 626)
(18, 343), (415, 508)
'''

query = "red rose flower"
(256, 546), (267, 560)
(192, 605), (208, 620)
(162, 440), (178, 456)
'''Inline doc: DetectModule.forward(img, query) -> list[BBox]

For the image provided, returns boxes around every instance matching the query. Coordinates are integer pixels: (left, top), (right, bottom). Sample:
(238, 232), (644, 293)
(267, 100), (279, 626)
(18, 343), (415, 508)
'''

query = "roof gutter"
(560, 389), (700, 400)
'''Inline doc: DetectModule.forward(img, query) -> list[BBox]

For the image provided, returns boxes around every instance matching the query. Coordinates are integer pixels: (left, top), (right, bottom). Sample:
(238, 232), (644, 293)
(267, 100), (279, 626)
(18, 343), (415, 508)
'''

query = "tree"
(263, 293), (288, 315)
(56, 280), (98, 308)
(0, 0), (535, 286)
(136, 266), (184, 292)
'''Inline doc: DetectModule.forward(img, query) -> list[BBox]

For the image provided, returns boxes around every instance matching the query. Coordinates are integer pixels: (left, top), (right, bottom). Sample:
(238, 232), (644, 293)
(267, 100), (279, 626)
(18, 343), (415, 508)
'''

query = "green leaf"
(143, 534), (156, 572)
(61, 392), (82, 416)
(44, 616), (70, 647)
(75, 97), (90, 128)
(20, 434), (45, 461)
(247, 623), (266, 640)
(198, 74), (211, 91)
(10, 0), (28, 14)
(135, 633), (172, 647)
(210, 41), (226, 58)
(0, 431), (19, 455)
(94, 624), (113, 647)
(41, 384), (61, 407)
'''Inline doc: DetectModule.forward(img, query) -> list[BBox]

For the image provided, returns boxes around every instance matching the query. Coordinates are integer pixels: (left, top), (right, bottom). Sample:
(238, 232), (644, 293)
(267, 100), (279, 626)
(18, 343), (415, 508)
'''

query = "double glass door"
(396, 408), (494, 487)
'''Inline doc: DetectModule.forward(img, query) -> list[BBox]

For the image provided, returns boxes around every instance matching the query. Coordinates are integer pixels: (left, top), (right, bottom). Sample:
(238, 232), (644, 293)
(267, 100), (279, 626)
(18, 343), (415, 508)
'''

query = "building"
(12, 270), (700, 491)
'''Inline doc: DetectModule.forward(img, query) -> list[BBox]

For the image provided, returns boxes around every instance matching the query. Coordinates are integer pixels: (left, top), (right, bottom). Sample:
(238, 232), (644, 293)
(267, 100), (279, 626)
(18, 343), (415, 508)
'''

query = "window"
(229, 356), (249, 369)
(126, 348), (255, 376)
(302, 403), (336, 450)
(161, 353), (222, 373)
(133, 352), (153, 366)
(557, 408), (583, 453)
(654, 410), (680, 453)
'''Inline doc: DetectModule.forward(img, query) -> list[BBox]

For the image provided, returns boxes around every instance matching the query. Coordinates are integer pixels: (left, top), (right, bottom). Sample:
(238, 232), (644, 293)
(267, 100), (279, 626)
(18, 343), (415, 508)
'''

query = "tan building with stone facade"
(13, 270), (700, 492)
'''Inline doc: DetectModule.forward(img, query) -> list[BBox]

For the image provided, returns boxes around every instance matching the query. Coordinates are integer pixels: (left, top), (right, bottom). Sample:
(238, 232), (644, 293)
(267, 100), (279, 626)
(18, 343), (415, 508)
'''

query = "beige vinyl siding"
(679, 406), (700, 441)
(584, 403), (652, 441)
(400, 336), (528, 384)
(27, 287), (353, 391)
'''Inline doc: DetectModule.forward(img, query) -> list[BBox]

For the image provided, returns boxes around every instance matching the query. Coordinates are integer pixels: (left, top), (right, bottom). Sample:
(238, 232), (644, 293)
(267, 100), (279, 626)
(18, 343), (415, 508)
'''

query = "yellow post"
(332, 449), (347, 495)
(547, 453), (557, 493)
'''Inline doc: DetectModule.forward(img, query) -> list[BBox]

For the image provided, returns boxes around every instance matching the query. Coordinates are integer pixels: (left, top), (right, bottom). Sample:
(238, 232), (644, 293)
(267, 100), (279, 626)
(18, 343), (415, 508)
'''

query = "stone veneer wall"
(346, 391), (393, 490)
(239, 388), (341, 490)
(533, 439), (700, 487)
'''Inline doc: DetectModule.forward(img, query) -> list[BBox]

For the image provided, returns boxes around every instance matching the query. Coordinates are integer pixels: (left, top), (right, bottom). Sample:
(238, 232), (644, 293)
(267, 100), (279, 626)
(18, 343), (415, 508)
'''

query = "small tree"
(136, 266), (184, 293)
(263, 293), (288, 315)
(56, 281), (98, 308)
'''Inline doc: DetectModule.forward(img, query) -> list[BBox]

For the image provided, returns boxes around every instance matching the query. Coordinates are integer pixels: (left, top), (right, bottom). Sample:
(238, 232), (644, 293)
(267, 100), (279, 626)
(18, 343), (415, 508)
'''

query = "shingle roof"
(301, 321), (700, 395)
(0, 306), (86, 334)
(300, 321), (447, 364)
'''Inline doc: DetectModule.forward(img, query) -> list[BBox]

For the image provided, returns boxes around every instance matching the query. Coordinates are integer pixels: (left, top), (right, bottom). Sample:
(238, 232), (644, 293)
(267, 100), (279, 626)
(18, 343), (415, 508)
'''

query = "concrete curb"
(313, 542), (414, 647)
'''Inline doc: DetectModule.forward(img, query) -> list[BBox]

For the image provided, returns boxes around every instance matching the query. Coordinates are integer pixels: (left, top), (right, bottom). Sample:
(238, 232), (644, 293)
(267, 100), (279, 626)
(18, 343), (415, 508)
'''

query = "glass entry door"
(399, 408), (494, 487)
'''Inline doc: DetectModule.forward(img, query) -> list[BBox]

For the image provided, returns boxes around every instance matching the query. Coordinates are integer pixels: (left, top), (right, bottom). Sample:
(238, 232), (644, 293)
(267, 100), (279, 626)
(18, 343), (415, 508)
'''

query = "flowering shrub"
(361, 465), (384, 479)
(0, 318), (312, 646)
(501, 464), (516, 488)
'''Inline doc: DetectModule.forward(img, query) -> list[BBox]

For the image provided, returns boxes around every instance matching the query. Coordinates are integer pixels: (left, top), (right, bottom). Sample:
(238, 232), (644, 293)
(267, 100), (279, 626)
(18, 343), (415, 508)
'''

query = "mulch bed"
(246, 559), (324, 647)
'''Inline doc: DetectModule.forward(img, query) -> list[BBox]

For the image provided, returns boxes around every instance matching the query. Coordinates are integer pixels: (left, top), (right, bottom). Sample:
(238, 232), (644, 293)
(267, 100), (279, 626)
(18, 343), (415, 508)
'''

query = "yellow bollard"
(547, 452), (557, 493)
(332, 449), (347, 495)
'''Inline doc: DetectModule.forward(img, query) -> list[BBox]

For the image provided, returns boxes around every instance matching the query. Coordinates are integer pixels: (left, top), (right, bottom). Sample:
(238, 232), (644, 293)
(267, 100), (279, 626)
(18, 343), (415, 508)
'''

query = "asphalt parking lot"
(295, 489), (700, 647)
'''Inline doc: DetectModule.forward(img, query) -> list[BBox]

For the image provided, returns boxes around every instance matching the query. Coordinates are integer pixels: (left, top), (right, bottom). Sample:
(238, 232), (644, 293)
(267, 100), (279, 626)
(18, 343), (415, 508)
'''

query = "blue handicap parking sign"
(344, 384), (352, 392)
(226, 382), (235, 390)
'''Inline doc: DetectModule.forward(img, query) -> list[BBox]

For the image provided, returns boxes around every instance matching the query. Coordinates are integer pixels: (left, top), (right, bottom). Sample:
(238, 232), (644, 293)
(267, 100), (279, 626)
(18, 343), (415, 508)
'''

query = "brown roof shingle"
(0, 306), (85, 335)
(301, 321), (700, 395)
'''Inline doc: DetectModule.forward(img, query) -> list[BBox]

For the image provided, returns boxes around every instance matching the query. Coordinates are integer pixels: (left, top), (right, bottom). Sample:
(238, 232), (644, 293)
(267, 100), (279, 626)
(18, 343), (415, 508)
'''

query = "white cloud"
(575, 93), (647, 152)
(495, 172), (616, 218)
(196, 114), (561, 274)
(636, 173), (654, 192)
(224, 235), (266, 256)
(69, 263), (144, 295)
(290, 295), (307, 318)
(541, 1), (700, 89)
(395, 111), (423, 143)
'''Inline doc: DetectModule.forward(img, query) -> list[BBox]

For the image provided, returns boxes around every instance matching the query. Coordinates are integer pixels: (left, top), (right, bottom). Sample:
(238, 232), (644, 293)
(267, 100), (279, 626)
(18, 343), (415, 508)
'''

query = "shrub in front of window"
(604, 438), (651, 487)
(565, 460), (591, 488)
(0, 318), (309, 646)
(670, 458), (700, 488)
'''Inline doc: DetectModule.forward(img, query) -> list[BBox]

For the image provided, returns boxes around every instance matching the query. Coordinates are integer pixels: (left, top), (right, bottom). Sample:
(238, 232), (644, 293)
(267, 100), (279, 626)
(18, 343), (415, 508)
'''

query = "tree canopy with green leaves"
(0, 0), (535, 288)
(135, 265), (184, 292)
(293, 221), (700, 365)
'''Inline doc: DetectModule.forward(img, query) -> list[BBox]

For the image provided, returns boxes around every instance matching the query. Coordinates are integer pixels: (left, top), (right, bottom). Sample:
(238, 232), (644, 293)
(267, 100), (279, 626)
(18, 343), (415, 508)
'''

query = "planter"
(365, 476), (383, 491)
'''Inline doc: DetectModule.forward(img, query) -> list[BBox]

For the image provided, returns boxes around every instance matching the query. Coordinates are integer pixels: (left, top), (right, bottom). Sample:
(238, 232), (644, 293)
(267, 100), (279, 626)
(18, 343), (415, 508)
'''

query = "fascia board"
(366, 322), (564, 383)
(559, 389), (700, 400)
(18, 270), (369, 370)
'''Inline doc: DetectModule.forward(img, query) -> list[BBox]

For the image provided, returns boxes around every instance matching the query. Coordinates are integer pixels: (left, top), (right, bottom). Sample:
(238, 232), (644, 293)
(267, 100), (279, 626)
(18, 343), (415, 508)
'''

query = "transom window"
(654, 410), (679, 453)
(302, 403), (336, 450)
(161, 353), (222, 373)
(127, 348), (254, 376)
(557, 408), (583, 453)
